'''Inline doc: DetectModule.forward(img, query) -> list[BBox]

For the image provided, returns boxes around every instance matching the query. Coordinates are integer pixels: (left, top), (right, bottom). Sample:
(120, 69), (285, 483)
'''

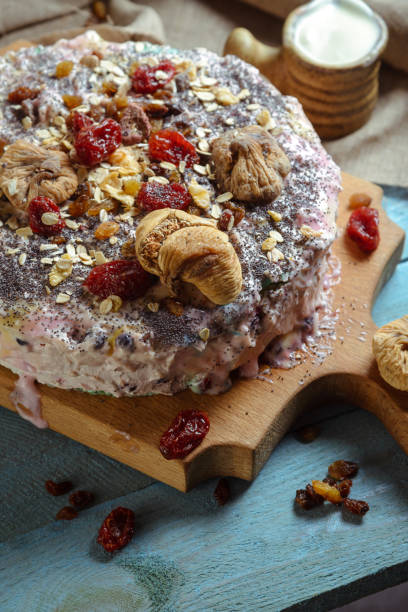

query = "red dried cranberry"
(346, 207), (379, 253)
(148, 129), (199, 168)
(71, 111), (94, 135)
(45, 479), (73, 496)
(69, 490), (94, 510)
(56, 506), (78, 520)
(84, 260), (154, 300)
(214, 478), (230, 505)
(29, 197), (65, 236)
(137, 181), (191, 211)
(75, 118), (122, 166)
(132, 60), (176, 94)
(159, 410), (210, 460)
(97, 506), (135, 552)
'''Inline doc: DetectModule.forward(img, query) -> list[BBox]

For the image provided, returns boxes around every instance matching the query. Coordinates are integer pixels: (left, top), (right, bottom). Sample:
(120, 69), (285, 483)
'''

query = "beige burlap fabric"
(0, 0), (407, 186)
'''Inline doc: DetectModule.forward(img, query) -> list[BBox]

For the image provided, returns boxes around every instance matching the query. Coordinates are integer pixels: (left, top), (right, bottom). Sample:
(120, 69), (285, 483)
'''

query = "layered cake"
(0, 32), (340, 420)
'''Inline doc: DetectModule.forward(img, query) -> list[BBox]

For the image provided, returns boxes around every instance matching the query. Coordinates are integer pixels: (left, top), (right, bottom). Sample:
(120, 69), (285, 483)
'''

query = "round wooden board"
(0, 172), (405, 491)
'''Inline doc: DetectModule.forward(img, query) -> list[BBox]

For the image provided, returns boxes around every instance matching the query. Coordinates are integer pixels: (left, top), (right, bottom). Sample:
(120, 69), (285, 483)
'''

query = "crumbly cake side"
(0, 32), (341, 410)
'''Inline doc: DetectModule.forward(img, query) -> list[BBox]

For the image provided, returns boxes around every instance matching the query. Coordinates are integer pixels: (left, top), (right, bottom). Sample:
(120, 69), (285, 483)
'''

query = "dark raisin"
(56, 506), (78, 520)
(69, 490), (95, 510)
(294, 425), (321, 444)
(16, 338), (28, 346)
(336, 479), (353, 498)
(214, 479), (230, 505)
(328, 460), (359, 480)
(323, 477), (337, 487)
(45, 480), (73, 496)
(295, 484), (324, 510)
(343, 498), (369, 516)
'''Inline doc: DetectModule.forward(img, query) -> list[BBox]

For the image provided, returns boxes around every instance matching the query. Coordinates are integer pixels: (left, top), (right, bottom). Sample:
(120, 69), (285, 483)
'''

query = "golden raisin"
(69, 197), (90, 218)
(312, 480), (343, 504)
(349, 193), (372, 209)
(92, 0), (107, 19)
(163, 298), (184, 316)
(55, 61), (74, 79)
(114, 96), (129, 110)
(101, 81), (118, 96)
(62, 94), (83, 110)
(123, 178), (140, 197)
(94, 221), (120, 240)
(87, 201), (118, 217)
(50, 235), (66, 245)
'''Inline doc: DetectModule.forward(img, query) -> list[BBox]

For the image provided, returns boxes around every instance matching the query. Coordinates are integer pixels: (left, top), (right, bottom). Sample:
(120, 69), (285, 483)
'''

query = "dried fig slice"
(0, 140), (78, 211)
(373, 315), (408, 391)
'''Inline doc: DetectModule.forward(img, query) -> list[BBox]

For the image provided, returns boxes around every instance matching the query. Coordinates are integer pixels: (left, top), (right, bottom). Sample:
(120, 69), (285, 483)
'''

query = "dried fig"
(211, 125), (290, 203)
(373, 315), (408, 391)
(0, 140), (78, 211)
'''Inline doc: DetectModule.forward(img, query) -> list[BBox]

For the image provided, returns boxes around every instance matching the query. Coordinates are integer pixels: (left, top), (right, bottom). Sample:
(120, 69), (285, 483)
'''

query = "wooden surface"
(0, 172), (404, 492)
(0, 184), (407, 611)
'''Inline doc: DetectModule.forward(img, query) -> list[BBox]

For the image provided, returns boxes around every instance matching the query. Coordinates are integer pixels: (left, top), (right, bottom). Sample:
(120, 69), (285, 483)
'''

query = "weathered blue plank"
(1, 409), (407, 612)
(380, 185), (408, 260)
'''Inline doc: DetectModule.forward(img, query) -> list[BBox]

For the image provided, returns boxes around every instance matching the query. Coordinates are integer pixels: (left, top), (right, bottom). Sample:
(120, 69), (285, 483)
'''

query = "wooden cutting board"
(0, 40), (406, 492)
(0, 173), (405, 491)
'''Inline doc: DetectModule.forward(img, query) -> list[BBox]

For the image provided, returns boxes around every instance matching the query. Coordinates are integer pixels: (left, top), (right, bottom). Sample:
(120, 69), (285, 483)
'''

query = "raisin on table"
(97, 507), (135, 552)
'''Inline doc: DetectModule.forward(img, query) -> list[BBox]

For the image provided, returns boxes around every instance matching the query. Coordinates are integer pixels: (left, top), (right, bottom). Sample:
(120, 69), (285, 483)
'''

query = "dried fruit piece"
(349, 192), (372, 209)
(97, 506), (135, 552)
(120, 102), (151, 146)
(75, 118), (121, 166)
(214, 478), (230, 505)
(62, 94), (83, 110)
(346, 207), (379, 252)
(159, 409), (210, 460)
(69, 490), (94, 510)
(211, 125), (291, 203)
(55, 60), (74, 78)
(148, 129), (199, 168)
(0, 140), (78, 211)
(312, 480), (343, 504)
(373, 315), (408, 391)
(218, 209), (234, 232)
(223, 201), (245, 226)
(343, 498), (370, 515)
(94, 221), (120, 240)
(294, 425), (321, 444)
(132, 60), (176, 94)
(56, 506), (78, 520)
(135, 208), (242, 305)
(8, 86), (38, 104)
(323, 477), (337, 487)
(45, 479), (73, 496)
(84, 260), (154, 300)
(68, 182), (92, 217)
(68, 111), (94, 135)
(29, 197), (65, 236)
(328, 460), (359, 480)
(163, 297), (184, 316)
(295, 484), (324, 510)
(336, 478), (353, 498)
(137, 181), (191, 211)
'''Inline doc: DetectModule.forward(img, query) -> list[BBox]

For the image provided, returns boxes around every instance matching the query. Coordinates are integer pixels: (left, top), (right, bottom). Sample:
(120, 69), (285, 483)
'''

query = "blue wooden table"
(0, 185), (407, 611)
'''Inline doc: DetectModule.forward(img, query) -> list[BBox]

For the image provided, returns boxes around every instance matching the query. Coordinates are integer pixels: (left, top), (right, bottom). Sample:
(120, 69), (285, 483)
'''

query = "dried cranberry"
(84, 260), (154, 300)
(71, 111), (94, 135)
(159, 410), (210, 460)
(75, 118), (122, 166)
(346, 207), (379, 253)
(8, 86), (38, 104)
(45, 479), (73, 496)
(148, 129), (199, 168)
(56, 506), (78, 520)
(29, 197), (65, 236)
(137, 181), (191, 211)
(214, 478), (230, 505)
(97, 506), (135, 552)
(328, 460), (359, 480)
(69, 490), (95, 510)
(132, 60), (176, 94)
(343, 498), (370, 516)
